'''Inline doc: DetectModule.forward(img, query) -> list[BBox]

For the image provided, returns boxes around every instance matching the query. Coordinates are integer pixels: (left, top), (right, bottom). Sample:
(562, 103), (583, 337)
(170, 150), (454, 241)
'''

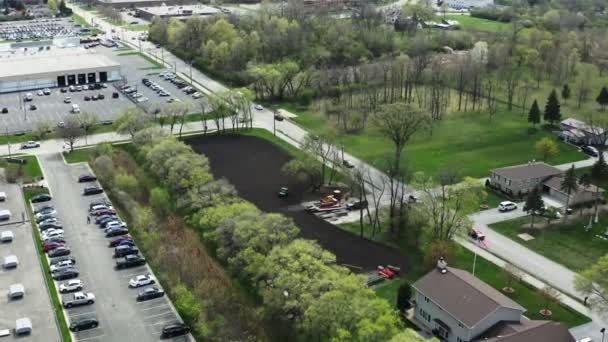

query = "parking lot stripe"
(139, 303), (169, 310)
(69, 311), (97, 318)
(75, 332), (106, 342)
(143, 310), (174, 320)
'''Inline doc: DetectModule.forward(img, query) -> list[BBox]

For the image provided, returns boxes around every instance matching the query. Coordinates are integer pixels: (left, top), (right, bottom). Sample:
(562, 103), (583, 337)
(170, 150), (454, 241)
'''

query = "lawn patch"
(63, 149), (93, 164)
(442, 15), (511, 32)
(116, 51), (164, 69)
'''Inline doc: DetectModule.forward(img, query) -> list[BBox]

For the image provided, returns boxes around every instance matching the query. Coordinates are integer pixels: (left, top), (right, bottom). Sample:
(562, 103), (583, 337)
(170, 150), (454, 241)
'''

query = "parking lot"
(38, 153), (191, 342)
(0, 183), (60, 341)
(0, 18), (81, 41)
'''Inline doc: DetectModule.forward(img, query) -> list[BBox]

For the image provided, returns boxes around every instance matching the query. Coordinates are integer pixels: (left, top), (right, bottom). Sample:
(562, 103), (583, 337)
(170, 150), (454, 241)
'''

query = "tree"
(535, 137), (559, 161)
(561, 84), (571, 104)
(33, 120), (52, 140)
(543, 89), (561, 125)
(561, 165), (578, 219)
(527, 99), (540, 128)
(78, 112), (98, 145)
(114, 106), (151, 139)
(597, 86), (608, 111)
(396, 282), (412, 312)
(523, 186), (544, 229)
(58, 116), (84, 152)
(575, 255), (608, 314)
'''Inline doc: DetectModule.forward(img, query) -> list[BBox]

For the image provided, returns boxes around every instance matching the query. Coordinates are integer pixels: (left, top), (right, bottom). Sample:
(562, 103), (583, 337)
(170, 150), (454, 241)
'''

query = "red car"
(92, 209), (116, 217)
(377, 266), (395, 279)
(108, 235), (132, 247)
(43, 241), (65, 253)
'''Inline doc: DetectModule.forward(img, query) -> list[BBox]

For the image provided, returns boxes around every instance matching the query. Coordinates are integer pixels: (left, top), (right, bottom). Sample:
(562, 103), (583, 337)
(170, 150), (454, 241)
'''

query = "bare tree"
(78, 112), (98, 145)
(59, 116), (84, 153)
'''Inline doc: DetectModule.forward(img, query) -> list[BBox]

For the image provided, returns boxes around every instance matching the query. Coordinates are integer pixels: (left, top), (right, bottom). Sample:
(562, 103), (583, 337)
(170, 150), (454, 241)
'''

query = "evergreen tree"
(561, 165), (579, 219)
(597, 86), (608, 111)
(544, 89), (561, 125)
(590, 154), (608, 222)
(561, 84), (571, 104)
(396, 282), (412, 312)
(523, 186), (544, 229)
(528, 99), (540, 128)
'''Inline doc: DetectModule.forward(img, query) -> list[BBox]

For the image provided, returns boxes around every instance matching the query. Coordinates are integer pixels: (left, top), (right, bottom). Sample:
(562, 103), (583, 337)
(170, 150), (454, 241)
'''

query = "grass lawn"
(22, 155), (43, 181)
(491, 216), (608, 271)
(441, 15), (511, 32)
(291, 108), (585, 179)
(337, 222), (590, 327)
(23, 187), (72, 342)
(123, 24), (149, 31)
(116, 51), (164, 69)
(63, 149), (93, 164)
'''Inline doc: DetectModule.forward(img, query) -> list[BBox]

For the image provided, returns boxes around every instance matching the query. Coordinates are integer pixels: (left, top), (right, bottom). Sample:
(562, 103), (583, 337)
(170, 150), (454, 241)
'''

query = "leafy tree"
(575, 255), (608, 314)
(396, 282), (412, 312)
(523, 186), (544, 229)
(78, 112), (98, 145)
(145, 138), (191, 178)
(544, 89), (561, 125)
(561, 165), (578, 218)
(193, 201), (258, 231)
(535, 137), (559, 161)
(390, 330), (439, 342)
(173, 284), (202, 323)
(561, 84), (571, 104)
(33, 120), (52, 140)
(114, 172), (139, 196)
(528, 99), (540, 128)
(114, 106), (151, 138)
(597, 86), (608, 111)
(58, 116), (84, 152)
(149, 187), (171, 213)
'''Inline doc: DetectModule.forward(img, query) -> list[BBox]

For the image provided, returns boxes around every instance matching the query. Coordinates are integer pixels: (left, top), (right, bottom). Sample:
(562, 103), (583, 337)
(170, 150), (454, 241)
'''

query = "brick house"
(489, 162), (562, 197)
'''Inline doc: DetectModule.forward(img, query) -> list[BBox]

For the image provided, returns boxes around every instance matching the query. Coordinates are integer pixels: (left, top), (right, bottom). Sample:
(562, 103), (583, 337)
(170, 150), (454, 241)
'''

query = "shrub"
(114, 173), (139, 196)
(149, 187), (171, 213)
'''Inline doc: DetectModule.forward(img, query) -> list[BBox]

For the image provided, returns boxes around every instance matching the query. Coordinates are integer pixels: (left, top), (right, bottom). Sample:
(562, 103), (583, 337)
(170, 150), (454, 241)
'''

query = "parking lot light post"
(601, 327), (605, 342)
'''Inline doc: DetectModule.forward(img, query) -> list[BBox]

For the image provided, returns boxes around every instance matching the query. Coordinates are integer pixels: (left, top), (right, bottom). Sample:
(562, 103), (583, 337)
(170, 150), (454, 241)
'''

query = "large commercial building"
(96, 0), (195, 9)
(444, 0), (493, 9)
(134, 4), (220, 21)
(0, 46), (121, 93)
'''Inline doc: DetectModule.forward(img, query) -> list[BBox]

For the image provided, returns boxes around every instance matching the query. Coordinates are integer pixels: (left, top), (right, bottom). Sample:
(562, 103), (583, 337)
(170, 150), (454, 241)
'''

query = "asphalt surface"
(39, 153), (190, 342)
(0, 183), (60, 341)
(186, 134), (411, 272)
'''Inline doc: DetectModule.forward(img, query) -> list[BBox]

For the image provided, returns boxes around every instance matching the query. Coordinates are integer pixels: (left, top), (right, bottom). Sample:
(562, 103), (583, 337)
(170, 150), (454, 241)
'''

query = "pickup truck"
(62, 291), (95, 308)
(115, 254), (146, 269)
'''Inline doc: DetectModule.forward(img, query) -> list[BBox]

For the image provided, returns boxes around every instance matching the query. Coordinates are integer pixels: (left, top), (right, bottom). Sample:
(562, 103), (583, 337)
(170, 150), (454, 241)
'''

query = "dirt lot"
(185, 134), (410, 273)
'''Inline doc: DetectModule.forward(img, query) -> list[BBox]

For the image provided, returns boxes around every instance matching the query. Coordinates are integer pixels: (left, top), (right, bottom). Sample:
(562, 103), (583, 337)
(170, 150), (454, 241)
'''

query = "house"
(443, 0), (493, 9)
(542, 175), (603, 206)
(412, 259), (575, 342)
(489, 162), (562, 197)
(559, 118), (606, 146)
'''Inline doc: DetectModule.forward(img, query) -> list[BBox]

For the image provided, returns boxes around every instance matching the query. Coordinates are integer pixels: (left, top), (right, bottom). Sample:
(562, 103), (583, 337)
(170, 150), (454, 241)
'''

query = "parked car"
(581, 145), (600, 157)
(78, 174), (97, 182)
(35, 208), (56, 218)
(83, 186), (103, 196)
(48, 246), (71, 258)
(1, 108), (7, 114)
(62, 291), (95, 308)
(137, 287), (165, 302)
(64, 96), (71, 103)
(115, 254), (145, 269)
(97, 215), (118, 225)
(92, 208), (115, 216)
(36, 213), (57, 223)
(49, 256), (76, 266)
(59, 279), (83, 294)
(160, 323), (190, 339)
(105, 221), (126, 229)
(43, 241), (64, 253)
(50, 260), (75, 273)
(69, 318), (98, 332)
(34, 205), (54, 214)
(347, 200), (368, 210)
(52, 267), (78, 280)
(21, 141), (40, 149)
(254, 104), (263, 110)
(113, 245), (139, 258)
(29, 104), (37, 110)
(108, 236), (132, 247)
(129, 274), (155, 288)
(43, 236), (66, 245)
(31, 194), (51, 203)
(106, 227), (129, 238)
(498, 201), (518, 212)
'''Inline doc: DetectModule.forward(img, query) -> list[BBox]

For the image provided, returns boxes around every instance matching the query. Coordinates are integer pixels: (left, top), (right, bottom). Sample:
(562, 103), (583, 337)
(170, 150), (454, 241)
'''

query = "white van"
(8, 283), (25, 299)
(24, 93), (33, 101)
(71, 104), (80, 113)
(15, 318), (32, 335)
(0, 209), (11, 221)
(3, 255), (18, 268)
(0, 230), (13, 243)
(0, 192), (6, 201)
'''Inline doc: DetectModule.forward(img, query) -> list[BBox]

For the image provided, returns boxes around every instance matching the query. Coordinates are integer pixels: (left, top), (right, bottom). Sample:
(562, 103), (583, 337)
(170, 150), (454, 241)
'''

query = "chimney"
(437, 257), (448, 274)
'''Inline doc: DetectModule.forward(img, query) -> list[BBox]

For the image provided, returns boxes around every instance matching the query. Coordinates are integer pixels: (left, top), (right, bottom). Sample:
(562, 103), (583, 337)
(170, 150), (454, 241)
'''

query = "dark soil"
(185, 134), (411, 273)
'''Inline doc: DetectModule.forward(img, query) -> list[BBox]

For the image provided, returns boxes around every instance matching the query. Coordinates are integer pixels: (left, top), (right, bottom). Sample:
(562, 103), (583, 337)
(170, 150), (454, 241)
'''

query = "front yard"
(491, 215), (608, 271)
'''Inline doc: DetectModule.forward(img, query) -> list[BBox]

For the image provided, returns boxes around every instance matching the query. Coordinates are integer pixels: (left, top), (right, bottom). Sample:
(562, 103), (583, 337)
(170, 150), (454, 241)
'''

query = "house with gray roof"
(412, 259), (574, 342)
(489, 162), (562, 197)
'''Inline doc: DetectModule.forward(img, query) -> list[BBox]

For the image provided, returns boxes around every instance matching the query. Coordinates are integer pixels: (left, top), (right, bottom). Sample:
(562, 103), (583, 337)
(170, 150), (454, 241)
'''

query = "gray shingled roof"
(412, 267), (525, 327)
(492, 162), (562, 181)
(475, 321), (575, 342)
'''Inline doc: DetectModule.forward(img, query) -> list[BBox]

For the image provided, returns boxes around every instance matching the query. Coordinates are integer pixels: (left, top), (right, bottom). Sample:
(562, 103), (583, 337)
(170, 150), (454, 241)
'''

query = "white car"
(37, 90), (44, 96)
(59, 279), (83, 294)
(106, 221), (127, 229)
(64, 96), (71, 103)
(42, 229), (64, 239)
(50, 260), (75, 273)
(35, 210), (57, 219)
(192, 92), (203, 99)
(255, 104), (263, 110)
(21, 141), (40, 149)
(43, 88), (51, 95)
(129, 274), (155, 288)
(498, 201), (518, 212)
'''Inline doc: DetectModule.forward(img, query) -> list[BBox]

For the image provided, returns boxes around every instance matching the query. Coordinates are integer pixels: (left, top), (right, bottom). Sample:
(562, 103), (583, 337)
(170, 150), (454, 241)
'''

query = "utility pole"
(6, 127), (11, 158)
(273, 110), (276, 136)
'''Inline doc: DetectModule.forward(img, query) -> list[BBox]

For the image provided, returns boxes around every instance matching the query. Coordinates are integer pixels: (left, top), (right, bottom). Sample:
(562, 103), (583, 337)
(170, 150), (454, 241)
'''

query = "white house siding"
(414, 291), (472, 342)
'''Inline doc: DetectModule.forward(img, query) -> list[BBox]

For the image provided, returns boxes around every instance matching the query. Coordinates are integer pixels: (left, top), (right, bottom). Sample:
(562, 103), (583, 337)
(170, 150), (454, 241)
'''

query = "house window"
(508, 180), (511, 186)
(458, 322), (464, 328)
(424, 296), (429, 303)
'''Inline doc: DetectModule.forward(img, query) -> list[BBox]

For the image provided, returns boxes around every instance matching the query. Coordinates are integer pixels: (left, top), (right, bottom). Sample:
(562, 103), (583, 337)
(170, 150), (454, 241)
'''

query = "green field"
(491, 216), (608, 271)
(292, 108), (585, 178)
(63, 149), (93, 164)
(123, 23), (149, 31)
(442, 15), (511, 32)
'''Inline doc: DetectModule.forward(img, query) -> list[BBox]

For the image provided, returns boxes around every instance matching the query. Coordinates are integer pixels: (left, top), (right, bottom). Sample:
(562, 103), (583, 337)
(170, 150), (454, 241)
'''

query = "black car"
(581, 145), (600, 157)
(98, 94), (105, 100)
(30, 104), (37, 110)
(115, 254), (146, 269)
(48, 246), (71, 258)
(347, 200), (369, 211)
(2, 107), (8, 114)
(83, 186), (103, 196)
(78, 174), (97, 183)
(49, 256), (76, 266)
(31, 194), (52, 203)
(69, 318), (98, 332)
(112, 92), (119, 99)
(106, 227), (129, 238)
(60, 88), (67, 93)
(114, 245), (139, 258)
(137, 287), (165, 302)
(84, 96), (91, 101)
(161, 323), (190, 339)
(39, 222), (63, 231)
(34, 205), (54, 214)
(52, 267), (78, 280)
(97, 216), (118, 226)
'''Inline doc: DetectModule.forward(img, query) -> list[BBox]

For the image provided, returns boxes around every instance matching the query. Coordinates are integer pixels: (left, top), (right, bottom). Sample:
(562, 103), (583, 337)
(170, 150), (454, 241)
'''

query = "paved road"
(39, 153), (190, 342)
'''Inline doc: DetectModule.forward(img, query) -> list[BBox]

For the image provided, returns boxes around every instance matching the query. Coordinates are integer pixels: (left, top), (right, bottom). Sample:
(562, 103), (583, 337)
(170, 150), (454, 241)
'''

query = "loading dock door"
(77, 73), (86, 84)
(87, 73), (96, 83)
(67, 75), (76, 85)
(57, 76), (66, 87)
(99, 72), (107, 82)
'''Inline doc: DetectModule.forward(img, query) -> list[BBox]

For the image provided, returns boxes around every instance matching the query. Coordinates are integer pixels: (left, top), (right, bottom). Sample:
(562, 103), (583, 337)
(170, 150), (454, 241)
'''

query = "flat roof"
(0, 47), (119, 80)
(136, 4), (220, 16)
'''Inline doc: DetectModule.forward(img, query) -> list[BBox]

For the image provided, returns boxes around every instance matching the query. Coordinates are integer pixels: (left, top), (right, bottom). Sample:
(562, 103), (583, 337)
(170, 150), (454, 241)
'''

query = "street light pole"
(601, 327), (605, 342)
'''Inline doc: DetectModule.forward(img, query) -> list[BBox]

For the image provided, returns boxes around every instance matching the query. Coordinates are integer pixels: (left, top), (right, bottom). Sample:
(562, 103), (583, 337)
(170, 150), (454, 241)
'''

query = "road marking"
(75, 332), (105, 342)
(140, 303), (169, 310)
(143, 310), (174, 320)
(69, 311), (97, 318)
